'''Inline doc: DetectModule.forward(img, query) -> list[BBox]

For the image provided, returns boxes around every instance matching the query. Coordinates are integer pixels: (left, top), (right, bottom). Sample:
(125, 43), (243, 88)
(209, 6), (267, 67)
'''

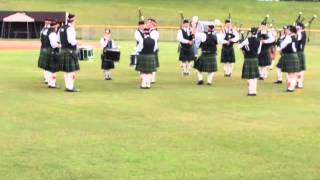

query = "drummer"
(100, 29), (118, 80)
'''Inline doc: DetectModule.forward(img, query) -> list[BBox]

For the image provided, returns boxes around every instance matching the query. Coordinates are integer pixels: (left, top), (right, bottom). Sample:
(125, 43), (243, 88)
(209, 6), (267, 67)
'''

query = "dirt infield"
(0, 40), (101, 51)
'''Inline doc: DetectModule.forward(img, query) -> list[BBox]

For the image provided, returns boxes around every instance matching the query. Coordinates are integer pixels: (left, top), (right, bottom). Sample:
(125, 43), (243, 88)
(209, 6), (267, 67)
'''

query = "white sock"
(197, 71), (203, 81)
(187, 62), (192, 73)
(277, 68), (283, 81)
(230, 63), (234, 75)
(207, 72), (214, 83)
(68, 72), (75, 90)
(49, 72), (57, 87)
(182, 63), (187, 74)
(263, 67), (268, 79)
(287, 73), (297, 91)
(147, 74), (152, 87)
(223, 64), (227, 74)
(253, 79), (257, 94)
(297, 71), (304, 87)
(152, 72), (156, 82)
(141, 74), (147, 87)
(64, 73), (69, 89)
(259, 67), (263, 78)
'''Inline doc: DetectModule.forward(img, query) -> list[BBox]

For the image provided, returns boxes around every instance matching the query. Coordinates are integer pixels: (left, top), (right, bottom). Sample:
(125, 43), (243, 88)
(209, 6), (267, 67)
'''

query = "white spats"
(140, 73), (152, 88)
(44, 70), (50, 83)
(276, 68), (283, 81)
(297, 71), (304, 88)
(48, 72), (57, 87)
(224, 63), (234, 76)
(207, 72), (214, 84)
(152, 72), (156, 83)
(287, 73), (297, 91)
(248, 79), (257, 95)
(64, 72), (76, 90)
(104, 70), (111, 79)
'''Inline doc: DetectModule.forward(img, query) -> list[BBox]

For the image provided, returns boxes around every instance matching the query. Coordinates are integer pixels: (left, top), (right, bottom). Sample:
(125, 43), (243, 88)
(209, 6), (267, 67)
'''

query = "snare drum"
(130, 53), (138, 66)
(78, 46), (94, 61)
(103, 49), (121, 62)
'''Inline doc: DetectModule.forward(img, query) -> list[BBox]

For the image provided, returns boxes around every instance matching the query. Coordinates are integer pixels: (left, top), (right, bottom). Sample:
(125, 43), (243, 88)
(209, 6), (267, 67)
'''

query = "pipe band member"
(238, 27), (262, 96)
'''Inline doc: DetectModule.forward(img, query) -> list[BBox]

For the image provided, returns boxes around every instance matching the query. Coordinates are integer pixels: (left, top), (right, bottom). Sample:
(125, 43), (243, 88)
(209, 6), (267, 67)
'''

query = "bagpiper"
(58, 14), (80, 92)
(46, 20), (61, 88)
(147, 18), (159, 84)
(194, 24), (223, 85)
(37, 18), (52, 84)
(135, 28), (158, 89)
(177, 19), (194, 76)
(279, 25), (300, 92)
(257, 21), (275, 80)
(296, 22), (307, 89)
(220, 19), (239, 77)
(238, 27), (262, 96)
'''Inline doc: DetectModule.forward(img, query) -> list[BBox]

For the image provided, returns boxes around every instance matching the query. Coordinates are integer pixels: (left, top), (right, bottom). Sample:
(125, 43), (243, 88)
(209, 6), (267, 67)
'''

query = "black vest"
(242, 37), (260, 59)
(140, 37), (155, 54)
(136, 29), (144, 45)
(258, 31), (271, 50)
(223, 29), (235, 48)
(200, 32), (218, 54)
(282, 35), (297, 54)
(103, 39), (113, 52)
(40, 28), (50, 49)
(59, 25), (77, 50)
(296, 31), (306, 52)
(180, 28), (193, 49)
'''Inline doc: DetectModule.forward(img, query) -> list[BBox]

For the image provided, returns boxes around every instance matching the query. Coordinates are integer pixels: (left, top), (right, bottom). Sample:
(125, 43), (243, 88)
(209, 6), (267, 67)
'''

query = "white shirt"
(48, 32), (59, 48)
(238, 36), (262, 54)
(135, 37), (158, 54)
(58, 23), (77, 46)
(194, 31), (224, 48)
(177, 28), (192, 44)
(221, 28), (240, 44)
(280, 35), (297, 52)
(100, 37), (117, 49)
(150, 28), (159, 41)
(261, 31), (276, 44)
(134, 29), (144, 42)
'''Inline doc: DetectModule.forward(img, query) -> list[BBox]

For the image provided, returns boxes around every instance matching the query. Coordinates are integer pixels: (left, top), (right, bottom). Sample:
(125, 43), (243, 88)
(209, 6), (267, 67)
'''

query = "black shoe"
(286, 89), (294, 93)
(197, 80), (204, 85)
(151, 82), (155, 84)
(258, 77), (264, 80)
(105, 77), (112, 80)
(48, 85), (58, 89)
(274, 80), (283, 84)
(140, 86), (147, 89)
(65, 88), (80, 92)
(247, 93), (257, 96)
(207, 83), (212, 86)
(296, 86), (303, 89)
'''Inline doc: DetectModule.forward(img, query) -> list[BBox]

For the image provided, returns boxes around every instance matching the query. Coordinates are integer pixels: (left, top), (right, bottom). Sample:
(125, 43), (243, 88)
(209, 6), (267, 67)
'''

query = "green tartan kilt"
(242, 58), (260, 79)
(58, 49), (80, 72)
(179, 47), (194, 62)
(155, 51), (160, 68)
(38, 48), (59, 73)
(135, 54), (157, 73)
(221, 46), (235, 63)
(276, 55), (283, 69)
(297, 51), (306, 71)
(258, 49), (271, 67)
(38, 48), (50, 70)
(281, 53), (300, 73)
(194, 53), (217, 72)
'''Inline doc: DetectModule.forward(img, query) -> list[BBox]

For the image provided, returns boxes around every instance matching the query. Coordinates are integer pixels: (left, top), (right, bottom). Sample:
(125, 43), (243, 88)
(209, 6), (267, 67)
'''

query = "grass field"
(1, 0), (320, 28)
(0, 41), (320, 179)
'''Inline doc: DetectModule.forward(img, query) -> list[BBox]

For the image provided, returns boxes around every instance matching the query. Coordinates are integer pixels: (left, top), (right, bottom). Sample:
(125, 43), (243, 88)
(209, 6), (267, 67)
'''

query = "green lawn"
(1, 0), (320, 28)
(0, 41), (320, 179)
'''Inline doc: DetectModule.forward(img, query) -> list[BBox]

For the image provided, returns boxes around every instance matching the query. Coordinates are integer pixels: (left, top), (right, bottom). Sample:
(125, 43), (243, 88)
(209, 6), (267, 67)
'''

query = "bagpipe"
(305, 14), (317, 43)
(138, 8), (145, 21)
(293, 12), (317, 43)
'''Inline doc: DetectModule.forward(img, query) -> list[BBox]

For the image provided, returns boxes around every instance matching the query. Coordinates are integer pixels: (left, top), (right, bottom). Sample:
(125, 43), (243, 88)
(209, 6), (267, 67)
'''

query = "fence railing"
(76, 25), (320, 45)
